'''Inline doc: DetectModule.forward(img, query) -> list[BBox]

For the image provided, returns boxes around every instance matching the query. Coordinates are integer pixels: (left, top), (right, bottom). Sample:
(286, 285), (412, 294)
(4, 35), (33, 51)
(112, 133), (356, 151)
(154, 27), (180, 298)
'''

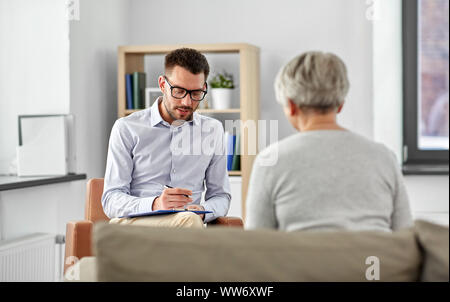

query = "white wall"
(0, 182), (85, 240)
(406, 176), (449, 225)
(373, 0), (403, 160)
(0, 0), (78, 245)
(129, 0), (374, 141)
(0, 0), (70, 174)
(70, 0), (130, 179)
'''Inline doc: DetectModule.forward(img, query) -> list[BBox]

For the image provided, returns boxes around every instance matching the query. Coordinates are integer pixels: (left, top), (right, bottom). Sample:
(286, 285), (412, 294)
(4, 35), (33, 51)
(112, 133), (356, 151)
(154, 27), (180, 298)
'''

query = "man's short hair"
(165, 48), (210, 80)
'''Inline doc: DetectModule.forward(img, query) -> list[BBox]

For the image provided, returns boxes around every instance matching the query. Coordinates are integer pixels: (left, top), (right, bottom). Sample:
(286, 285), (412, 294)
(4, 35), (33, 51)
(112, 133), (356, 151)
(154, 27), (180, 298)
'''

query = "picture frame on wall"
(145, 87), (163, 108)
(16, 114), (76, 176)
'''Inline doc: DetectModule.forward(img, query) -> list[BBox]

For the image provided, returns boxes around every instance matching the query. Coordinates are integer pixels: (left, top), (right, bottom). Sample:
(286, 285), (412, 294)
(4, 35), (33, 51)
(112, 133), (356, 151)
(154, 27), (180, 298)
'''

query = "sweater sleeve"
(389, 151), (414, 231)
(244, 151), (278, 230)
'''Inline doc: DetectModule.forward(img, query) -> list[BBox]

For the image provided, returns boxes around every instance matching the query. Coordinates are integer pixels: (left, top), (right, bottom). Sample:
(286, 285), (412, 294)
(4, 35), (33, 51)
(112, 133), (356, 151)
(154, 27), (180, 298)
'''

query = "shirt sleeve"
(389, 151), (414, 231)
(202, 122), (231, 223)
(244, 151), (278, 230)
(101, 119), (158, 218)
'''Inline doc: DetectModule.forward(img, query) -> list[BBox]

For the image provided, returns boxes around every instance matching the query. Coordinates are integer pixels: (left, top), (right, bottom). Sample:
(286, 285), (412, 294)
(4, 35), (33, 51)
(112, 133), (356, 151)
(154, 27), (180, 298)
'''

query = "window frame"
(402, 0), (449, 174)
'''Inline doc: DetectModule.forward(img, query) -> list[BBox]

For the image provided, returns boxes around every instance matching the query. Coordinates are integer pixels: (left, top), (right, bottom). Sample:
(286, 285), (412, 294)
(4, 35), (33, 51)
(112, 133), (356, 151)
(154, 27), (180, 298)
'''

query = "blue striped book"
(126, 74), (133, 109)
(226, 132), (236, 171)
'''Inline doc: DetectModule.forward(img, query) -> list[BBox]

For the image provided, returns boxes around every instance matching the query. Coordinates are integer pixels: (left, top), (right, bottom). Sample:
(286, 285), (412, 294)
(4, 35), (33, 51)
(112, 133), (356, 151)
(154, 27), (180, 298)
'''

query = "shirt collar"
(150, 96), (200, 127)
(192, 111), (200, 126)
(150, 97), (165, 127)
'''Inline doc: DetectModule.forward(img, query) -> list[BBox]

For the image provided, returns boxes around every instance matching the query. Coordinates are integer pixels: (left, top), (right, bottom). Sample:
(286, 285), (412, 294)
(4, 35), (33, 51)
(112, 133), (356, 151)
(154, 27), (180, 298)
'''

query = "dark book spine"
(126, 74), (133, 109)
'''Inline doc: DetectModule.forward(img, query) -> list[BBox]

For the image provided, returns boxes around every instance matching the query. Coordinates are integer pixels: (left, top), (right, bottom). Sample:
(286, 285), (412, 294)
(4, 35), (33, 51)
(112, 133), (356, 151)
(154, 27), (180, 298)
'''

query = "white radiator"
(0, 233), (58, 282)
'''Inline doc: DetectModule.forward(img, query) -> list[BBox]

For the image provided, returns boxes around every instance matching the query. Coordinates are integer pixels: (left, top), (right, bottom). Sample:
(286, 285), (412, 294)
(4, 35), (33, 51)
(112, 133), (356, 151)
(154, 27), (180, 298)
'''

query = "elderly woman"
(245, 51), (412, 232)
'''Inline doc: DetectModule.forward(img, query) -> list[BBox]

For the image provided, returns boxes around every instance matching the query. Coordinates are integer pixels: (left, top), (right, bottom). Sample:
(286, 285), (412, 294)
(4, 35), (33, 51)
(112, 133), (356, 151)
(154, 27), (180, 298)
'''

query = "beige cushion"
(414, 220), (449, 282)
(93, 222), (421, 282)
(64, 256), (97, 282)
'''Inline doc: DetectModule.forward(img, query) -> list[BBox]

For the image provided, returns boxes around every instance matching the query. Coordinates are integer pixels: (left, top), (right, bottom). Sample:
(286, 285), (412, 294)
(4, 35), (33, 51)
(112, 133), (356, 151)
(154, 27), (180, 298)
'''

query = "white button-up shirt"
(102, 97), (231, 223)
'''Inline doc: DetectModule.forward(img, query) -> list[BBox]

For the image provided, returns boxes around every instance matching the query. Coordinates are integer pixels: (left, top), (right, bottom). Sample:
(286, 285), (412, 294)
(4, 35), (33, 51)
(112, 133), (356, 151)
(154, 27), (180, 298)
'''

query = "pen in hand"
(163, 185), (193, 210)
(164, 185), (190, 198)
(163, 185), (203, 195)
(162, 185), (206, 216)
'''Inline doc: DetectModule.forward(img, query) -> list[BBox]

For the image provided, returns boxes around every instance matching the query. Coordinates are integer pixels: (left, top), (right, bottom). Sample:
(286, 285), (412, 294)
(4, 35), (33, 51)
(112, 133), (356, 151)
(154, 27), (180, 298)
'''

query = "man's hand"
(185, 204), (206, 220)
(152, 187), (193, 211)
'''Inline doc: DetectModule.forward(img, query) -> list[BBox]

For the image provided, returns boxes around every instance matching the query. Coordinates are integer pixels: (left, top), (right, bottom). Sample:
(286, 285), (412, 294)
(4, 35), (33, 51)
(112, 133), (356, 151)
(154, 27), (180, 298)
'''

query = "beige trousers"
(109, 211), (205, 229)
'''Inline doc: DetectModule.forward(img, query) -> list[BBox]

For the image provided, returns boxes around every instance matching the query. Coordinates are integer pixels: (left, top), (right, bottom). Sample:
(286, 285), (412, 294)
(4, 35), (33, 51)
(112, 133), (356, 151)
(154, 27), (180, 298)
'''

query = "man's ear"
(337, 103), (344, 113)
(158, 75), (166, 93)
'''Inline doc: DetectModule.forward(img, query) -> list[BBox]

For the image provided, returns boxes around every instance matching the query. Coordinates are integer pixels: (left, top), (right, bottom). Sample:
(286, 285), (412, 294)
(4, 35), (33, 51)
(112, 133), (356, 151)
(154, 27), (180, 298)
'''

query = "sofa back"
(414, 220), (449, 282)
(93, 222), (432, 282)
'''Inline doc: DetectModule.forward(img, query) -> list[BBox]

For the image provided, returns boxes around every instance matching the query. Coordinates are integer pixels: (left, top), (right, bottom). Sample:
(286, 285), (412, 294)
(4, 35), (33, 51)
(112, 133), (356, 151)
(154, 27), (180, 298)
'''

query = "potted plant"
(209, 71), (235, 109)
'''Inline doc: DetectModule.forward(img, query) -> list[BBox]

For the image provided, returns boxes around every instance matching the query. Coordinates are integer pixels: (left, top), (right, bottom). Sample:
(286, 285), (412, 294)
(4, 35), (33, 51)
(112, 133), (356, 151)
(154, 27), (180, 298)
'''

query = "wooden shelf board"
(124, 108), (241, 115)
(119, 43), (258, 55)
(228, 171), (242, 176)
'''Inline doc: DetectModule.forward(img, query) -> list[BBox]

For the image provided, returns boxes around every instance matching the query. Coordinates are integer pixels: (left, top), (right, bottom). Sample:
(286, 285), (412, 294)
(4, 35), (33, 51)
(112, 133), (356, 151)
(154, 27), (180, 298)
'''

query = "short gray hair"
(274, 51), (350, 112)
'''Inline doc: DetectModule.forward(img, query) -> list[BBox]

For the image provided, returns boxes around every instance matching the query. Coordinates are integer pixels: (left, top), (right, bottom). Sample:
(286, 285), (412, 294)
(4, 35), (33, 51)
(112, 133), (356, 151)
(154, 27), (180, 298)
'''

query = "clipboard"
(119, 209), (212, 219)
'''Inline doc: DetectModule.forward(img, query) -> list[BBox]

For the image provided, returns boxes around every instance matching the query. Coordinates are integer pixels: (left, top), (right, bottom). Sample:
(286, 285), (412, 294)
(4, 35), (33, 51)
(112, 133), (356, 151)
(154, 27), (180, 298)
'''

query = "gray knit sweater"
(245, 130), (413, 232)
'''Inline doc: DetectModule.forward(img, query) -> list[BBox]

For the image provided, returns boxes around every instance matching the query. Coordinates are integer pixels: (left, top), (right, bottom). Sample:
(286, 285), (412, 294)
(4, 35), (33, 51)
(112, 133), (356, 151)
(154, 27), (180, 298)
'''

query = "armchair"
(64, 178), (243, 273)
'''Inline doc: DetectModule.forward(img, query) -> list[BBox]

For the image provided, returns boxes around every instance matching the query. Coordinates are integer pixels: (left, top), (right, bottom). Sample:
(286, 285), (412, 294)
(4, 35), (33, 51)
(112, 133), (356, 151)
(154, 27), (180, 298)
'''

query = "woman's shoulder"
(257, 130), (398, 164)
(345, 131), (398, 160)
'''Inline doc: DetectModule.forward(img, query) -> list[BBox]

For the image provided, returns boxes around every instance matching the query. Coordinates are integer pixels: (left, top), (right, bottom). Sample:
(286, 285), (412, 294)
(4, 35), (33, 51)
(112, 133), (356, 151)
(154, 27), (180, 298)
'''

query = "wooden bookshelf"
(117, 43), (260, 220)
(227, 171), (242, 176)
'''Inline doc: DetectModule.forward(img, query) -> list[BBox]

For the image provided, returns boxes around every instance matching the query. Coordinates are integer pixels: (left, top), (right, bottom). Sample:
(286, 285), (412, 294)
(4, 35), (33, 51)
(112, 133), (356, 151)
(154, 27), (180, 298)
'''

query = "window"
(403, 0), (449, 174)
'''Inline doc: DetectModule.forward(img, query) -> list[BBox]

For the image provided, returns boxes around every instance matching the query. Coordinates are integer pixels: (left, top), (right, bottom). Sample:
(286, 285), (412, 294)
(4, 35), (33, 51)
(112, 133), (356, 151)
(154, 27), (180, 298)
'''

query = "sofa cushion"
(93, 222), (421, 282)
(64, 256), (97, 282)
(414, 220), (449, 282)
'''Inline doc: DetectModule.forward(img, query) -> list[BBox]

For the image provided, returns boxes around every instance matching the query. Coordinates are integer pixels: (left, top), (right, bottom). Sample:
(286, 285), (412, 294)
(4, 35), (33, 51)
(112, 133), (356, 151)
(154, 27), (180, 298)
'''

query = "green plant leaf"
(209, 71), (235, 89)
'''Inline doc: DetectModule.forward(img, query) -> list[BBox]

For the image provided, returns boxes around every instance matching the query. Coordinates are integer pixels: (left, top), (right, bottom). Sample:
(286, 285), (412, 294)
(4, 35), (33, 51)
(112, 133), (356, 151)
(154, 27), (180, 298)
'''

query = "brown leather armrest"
(64, 220), (94, 274)
(208, 216), (243, 228)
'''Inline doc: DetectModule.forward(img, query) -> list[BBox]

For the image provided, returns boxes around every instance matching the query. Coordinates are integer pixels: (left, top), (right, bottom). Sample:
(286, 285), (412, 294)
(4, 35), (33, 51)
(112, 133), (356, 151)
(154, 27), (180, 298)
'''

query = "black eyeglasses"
(164, 76), (208, 101)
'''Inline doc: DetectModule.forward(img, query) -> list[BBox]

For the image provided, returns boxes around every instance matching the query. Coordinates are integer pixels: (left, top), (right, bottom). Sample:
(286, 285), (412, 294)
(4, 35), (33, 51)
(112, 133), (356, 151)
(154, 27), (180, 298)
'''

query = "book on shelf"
(231, 131), (241, 171)
(226, 132), (238, 171)
(125, 74), (133, 109)
(132, 71), (146, 109)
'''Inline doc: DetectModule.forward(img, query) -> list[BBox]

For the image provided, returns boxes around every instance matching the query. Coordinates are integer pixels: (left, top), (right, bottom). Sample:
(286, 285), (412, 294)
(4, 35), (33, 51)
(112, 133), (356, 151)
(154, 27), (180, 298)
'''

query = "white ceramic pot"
(211, 88), (233, 110)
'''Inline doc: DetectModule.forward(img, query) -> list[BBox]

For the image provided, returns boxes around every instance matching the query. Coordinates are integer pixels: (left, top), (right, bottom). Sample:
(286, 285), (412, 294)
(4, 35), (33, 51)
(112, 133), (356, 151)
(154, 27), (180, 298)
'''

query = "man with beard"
(102, 48), (231, 228)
